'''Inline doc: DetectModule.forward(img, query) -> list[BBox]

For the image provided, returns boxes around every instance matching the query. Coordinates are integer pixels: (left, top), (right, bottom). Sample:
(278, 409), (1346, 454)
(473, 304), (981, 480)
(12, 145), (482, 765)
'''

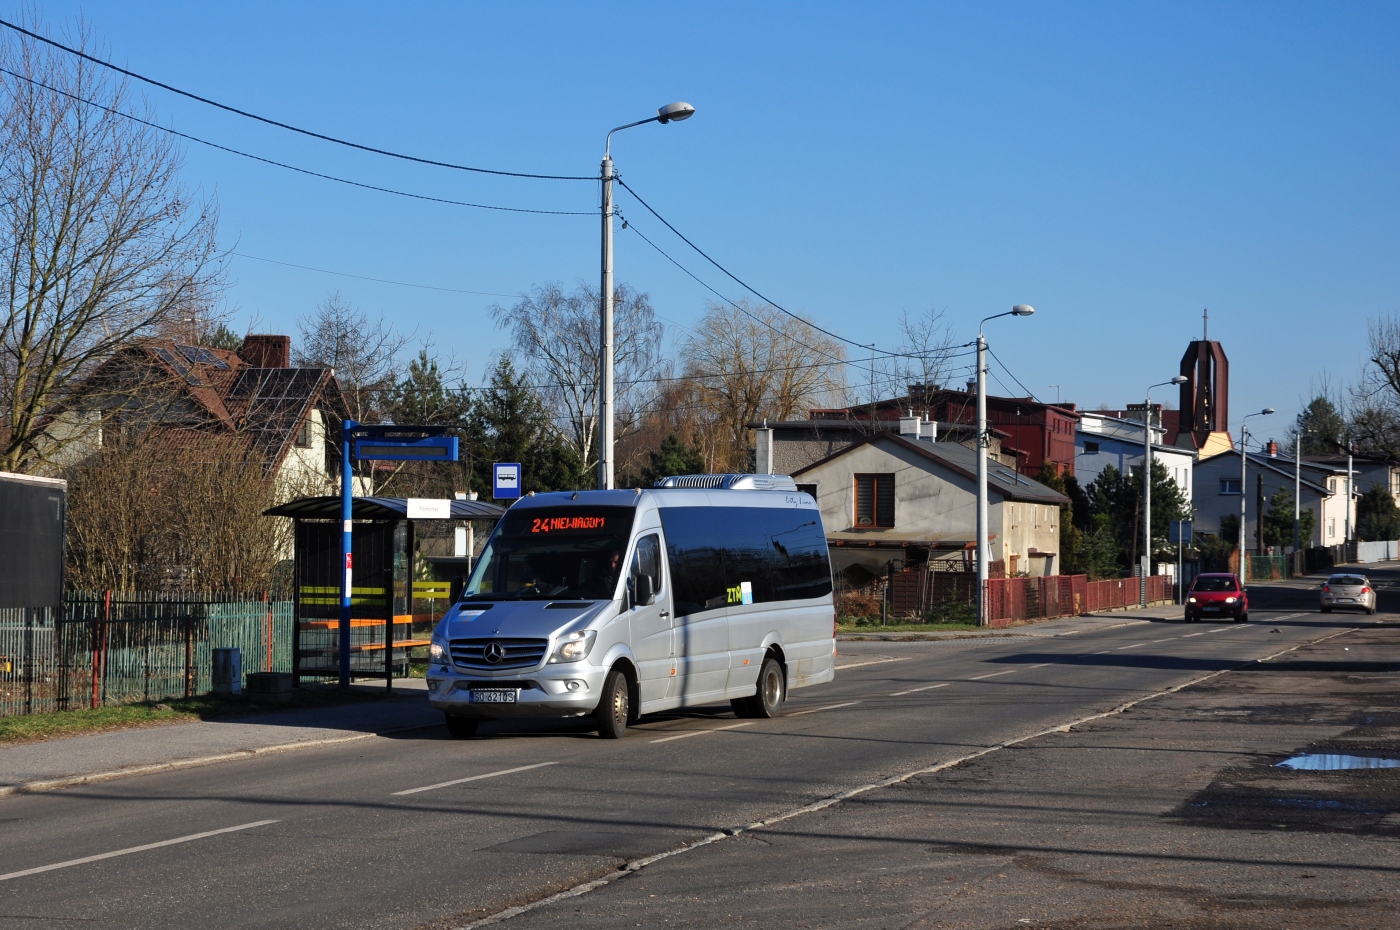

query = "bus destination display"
(530, 515), (608, 534)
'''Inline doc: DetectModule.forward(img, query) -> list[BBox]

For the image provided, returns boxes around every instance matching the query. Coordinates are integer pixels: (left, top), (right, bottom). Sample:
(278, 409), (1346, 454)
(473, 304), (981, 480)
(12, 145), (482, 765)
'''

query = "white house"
(1076, 413), (1194, 506)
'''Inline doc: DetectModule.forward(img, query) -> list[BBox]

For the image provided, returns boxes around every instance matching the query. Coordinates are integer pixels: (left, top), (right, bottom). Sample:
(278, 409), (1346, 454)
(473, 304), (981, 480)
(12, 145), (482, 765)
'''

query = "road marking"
(788, 701), (861, 716)
(890, 682), (950, 696)
(451, 624), (1362, 930)
(649, 722), (754, 744)
(1116, 643), (1147, 650)
(1151, 638), (1174, 643)
(0, 820), (278, 882)
(968, 669), (1017, 680)
(835, 657), (910, 670)
(1024, 663), (1051, 670)
(1182, 631), (1210, 637)
(393, 762), (559, 796)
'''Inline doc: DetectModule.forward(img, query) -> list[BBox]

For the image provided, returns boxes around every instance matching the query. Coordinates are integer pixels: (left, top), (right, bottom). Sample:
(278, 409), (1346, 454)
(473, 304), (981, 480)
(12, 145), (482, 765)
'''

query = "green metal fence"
(1244, 554), (1290, 582)
(0, 593), (293, 717)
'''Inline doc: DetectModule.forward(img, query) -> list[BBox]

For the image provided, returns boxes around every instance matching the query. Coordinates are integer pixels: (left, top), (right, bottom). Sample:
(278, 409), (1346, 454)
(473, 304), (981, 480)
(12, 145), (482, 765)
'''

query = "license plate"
(469, 689), (518, 704)
(1338, 598), (1354, 603)
(1203, 606), (1219, 612)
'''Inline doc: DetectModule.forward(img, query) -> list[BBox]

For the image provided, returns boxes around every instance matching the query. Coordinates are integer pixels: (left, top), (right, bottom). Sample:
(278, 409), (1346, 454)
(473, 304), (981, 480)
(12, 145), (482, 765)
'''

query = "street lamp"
(976, 304), (1035, 626)
(1141, 376), (1188, 605)
(598, 102), (695, 490)
(1239, 407), (1275, 573)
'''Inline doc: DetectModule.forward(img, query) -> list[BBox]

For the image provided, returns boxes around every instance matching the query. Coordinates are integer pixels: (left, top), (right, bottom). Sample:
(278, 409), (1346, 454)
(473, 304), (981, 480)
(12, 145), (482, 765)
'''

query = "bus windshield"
(462, 506), (637, 601)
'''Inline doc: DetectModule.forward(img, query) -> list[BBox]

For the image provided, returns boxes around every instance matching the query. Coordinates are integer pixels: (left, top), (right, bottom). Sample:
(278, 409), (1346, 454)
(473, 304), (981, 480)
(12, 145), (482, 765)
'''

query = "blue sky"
(23, 1), (1400, 441)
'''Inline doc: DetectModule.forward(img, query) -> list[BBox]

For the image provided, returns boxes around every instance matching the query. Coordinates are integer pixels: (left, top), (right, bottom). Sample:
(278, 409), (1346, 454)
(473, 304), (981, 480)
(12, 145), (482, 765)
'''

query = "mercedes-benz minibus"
(426, 474), (836, 738)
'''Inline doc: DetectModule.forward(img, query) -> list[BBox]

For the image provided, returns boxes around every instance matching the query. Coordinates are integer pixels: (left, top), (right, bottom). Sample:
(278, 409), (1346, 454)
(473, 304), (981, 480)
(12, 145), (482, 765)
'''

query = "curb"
(0, 722), (439, 799)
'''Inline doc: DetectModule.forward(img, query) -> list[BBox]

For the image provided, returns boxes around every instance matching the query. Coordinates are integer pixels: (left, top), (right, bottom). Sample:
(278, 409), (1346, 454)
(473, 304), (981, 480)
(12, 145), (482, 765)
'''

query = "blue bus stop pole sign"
(493, 463), (521, 500)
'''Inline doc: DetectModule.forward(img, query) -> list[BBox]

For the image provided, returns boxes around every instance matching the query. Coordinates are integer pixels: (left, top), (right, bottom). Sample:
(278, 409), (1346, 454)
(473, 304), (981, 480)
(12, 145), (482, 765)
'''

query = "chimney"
(754, 426), (774, 474)
(1267, 439), (1278, 457)
(241, 334), (291, 369)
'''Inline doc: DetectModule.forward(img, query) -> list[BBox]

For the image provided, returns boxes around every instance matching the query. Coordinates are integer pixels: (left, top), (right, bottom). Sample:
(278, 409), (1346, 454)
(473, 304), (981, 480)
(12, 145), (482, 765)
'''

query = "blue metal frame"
(338, 421), (460, 688)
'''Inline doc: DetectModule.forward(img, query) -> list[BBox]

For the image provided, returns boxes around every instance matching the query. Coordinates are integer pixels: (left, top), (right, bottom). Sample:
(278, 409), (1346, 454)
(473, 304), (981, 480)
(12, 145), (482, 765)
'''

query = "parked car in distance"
(1185, 573), (1248, 623)
(1320, 574), (1377, 614)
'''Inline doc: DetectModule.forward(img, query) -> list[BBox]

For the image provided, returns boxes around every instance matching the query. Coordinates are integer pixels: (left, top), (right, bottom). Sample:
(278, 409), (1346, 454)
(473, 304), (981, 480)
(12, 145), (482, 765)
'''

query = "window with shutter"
(854, 474), (895, 527)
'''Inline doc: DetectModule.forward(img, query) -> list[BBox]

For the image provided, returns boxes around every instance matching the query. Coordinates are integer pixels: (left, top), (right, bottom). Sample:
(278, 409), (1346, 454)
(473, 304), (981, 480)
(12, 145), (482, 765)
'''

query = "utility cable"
(987, 345), (1041, 403)
(0, 66), (591, 216)
(616, 176), (942, 362)
(0, 17), (595, 181)
(619, 210), (974, 384)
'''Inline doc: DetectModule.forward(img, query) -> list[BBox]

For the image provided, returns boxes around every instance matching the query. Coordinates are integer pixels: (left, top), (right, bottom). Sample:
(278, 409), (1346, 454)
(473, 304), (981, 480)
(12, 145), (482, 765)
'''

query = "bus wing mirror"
(449, 575), (464, 604)
(636, 573), (655, 607)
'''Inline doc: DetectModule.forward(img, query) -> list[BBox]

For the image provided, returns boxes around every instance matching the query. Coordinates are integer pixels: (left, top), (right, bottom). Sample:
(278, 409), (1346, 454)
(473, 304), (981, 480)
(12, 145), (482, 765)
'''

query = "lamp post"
(1141, 376), (1188, 605)
(598, 101), (695, 490)
(1238, 407), (1275, 576)
(976, 304), (1035, 626)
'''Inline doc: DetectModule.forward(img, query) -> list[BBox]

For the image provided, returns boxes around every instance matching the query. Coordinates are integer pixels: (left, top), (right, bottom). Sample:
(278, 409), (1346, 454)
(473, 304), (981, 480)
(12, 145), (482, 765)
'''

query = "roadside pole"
(339, 420), (356, 689)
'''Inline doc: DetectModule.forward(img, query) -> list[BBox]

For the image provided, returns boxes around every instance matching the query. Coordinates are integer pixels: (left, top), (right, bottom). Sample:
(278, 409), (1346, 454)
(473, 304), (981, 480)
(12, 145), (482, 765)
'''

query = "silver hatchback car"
(1320, 574), (1377, 614)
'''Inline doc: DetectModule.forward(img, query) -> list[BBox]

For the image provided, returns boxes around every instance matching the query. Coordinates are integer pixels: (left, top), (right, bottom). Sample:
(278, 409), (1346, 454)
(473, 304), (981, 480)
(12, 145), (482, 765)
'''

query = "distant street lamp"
(1239, 407), (1276, 571)
(1141, 376), (1188, 605)
(976, 304), (1035, 626)
(598, 102), (695, 490)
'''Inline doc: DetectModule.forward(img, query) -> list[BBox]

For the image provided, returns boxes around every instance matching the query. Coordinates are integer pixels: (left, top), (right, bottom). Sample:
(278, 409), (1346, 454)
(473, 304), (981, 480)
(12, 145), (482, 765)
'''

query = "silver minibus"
(426, 474), (836, 738)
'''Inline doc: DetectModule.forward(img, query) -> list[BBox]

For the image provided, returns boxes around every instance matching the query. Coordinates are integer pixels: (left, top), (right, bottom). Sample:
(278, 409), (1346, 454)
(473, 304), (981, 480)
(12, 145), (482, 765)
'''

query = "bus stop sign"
(493, 463), (521, 500)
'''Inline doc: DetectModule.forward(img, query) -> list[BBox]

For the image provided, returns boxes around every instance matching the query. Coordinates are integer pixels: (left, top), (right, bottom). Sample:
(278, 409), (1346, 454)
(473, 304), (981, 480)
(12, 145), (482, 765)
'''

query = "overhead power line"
(0, 17), (595, 181)
(987, 345), (1041, 403)
(0, 67), (592, 216)
(616, 176), (941, 362)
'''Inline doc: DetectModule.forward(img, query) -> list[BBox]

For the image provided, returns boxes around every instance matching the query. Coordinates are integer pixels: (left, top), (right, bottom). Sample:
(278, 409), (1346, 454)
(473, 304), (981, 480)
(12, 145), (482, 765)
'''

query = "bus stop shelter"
(264, 495), (505, 688)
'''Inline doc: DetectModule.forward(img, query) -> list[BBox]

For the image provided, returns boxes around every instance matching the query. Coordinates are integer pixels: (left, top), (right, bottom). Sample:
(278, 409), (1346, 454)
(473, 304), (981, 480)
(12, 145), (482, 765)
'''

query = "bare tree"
(294, 291), (407, 423)
(1349, 315), (1400, 460)
(492, 281), (663, 471)
(679, 301), (846, 471)
(65, 431), (292, 592)
(0, 17), (223, 474)
(864, 305), (958, 412)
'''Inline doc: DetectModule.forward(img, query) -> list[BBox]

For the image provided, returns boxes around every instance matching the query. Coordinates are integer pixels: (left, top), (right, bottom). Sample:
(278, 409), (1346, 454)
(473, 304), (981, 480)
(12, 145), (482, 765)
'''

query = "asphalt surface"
(0, 573), (1387, 929)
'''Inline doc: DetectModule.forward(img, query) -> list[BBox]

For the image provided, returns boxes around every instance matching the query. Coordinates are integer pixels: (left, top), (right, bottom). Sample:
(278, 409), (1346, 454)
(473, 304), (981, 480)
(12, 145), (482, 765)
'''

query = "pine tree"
(468, 356), (586, 494)
(1261, 488), (1317, 548)
(1355, 486), (1400, 542)
(1286, 396), (1346, 456)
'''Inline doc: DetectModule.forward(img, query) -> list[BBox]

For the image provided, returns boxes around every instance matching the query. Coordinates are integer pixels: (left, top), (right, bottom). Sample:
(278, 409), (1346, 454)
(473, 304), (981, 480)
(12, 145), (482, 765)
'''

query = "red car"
(1185, 573), (1249, 623)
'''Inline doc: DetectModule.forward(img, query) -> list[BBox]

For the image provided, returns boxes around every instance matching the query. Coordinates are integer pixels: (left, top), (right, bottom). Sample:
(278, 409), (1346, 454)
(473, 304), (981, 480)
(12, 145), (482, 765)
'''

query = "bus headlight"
(549, 630), (597, 664)
(430, 639), (452, 668)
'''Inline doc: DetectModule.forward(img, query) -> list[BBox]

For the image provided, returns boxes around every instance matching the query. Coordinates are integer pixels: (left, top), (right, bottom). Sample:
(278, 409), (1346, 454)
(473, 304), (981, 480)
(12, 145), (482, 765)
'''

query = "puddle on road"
(1276, 753), (1400, 771)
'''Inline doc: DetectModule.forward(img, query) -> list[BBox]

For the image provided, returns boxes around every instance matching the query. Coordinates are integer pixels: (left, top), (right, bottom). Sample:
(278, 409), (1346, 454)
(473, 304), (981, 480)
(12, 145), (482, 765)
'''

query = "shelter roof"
(264, 495), (506, 521)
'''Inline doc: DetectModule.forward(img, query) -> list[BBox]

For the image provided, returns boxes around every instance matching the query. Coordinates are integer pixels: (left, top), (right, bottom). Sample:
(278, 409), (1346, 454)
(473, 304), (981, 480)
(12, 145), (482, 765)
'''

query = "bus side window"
(629, 534), (661, 607)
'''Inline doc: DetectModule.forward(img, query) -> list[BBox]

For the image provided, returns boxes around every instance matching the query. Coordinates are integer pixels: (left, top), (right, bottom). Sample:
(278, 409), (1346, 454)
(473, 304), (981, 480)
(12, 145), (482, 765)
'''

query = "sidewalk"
(0, 680), (442, 797)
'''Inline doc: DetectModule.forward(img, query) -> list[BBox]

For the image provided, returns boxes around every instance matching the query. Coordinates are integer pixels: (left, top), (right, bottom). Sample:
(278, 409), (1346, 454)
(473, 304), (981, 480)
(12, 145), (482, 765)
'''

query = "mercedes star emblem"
(483, 642), (506, 664)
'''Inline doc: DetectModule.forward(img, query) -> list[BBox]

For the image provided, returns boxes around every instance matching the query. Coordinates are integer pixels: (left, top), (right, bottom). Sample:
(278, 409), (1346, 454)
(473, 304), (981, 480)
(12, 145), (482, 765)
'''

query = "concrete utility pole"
(1294, 434), (1302, 556)
(598, 102), (694, 490)
(976, 305), (1035, 626)
(1238, 408), (1275, 576)
(1346, 443), (1354, 544)
(1142, 377), (1187, 606)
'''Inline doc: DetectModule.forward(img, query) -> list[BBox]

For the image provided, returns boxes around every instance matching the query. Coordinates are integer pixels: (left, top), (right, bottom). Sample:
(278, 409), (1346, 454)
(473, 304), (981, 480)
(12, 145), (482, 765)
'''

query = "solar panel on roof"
(176, 344), (232, 369)
(154, 347), (190, 377)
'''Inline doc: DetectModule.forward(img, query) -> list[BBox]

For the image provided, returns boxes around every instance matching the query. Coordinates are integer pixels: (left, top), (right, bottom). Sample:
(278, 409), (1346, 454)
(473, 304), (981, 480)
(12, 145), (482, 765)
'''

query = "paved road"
(0, 579), (1371, 929)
